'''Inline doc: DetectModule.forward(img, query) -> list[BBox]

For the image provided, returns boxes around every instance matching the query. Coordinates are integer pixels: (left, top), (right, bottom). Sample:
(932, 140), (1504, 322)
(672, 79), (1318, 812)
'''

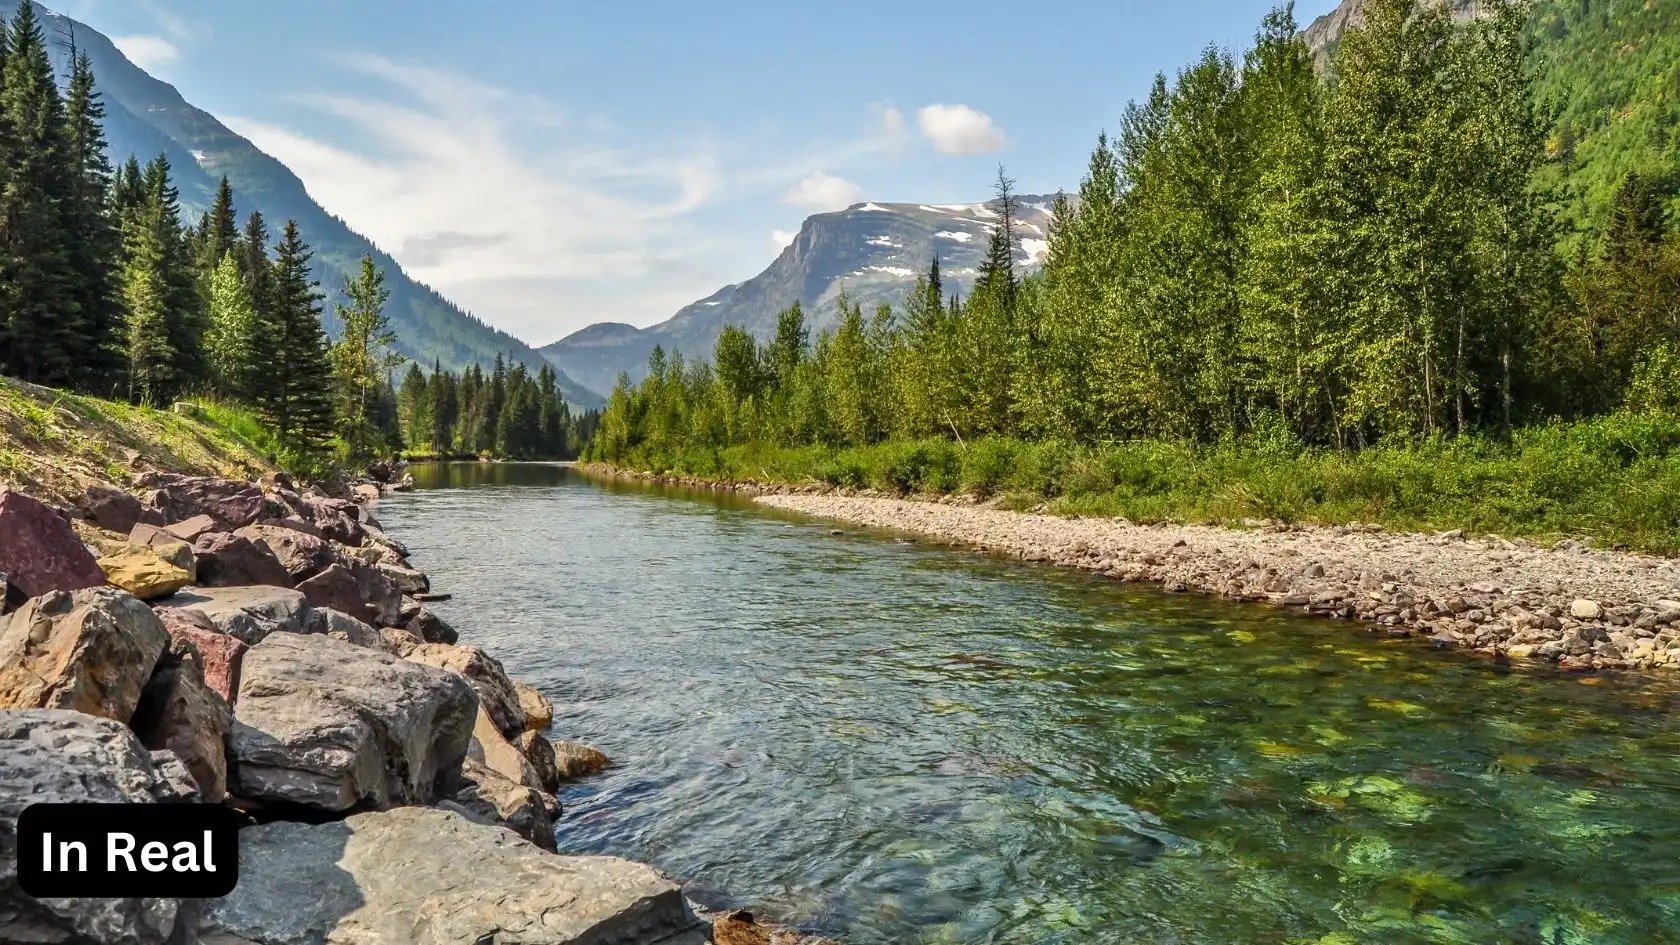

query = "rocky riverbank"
(756, 493), (1680, 673)
(0, 463), (825, 944)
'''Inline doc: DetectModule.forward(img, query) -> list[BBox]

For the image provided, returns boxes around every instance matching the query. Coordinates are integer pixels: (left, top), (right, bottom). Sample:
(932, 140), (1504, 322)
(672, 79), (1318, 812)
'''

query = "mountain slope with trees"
(540, 198), (1057, 398)
(587, 0), (1680, 552)
(2, 0), (599, 408)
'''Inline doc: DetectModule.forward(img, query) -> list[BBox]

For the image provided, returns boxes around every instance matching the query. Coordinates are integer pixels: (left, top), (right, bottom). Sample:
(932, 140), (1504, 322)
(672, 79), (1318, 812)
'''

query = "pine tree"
(264, 220), (336, 449)
(196, 177), (239, 276)
(203, 251), (259, 400)
(0, 1), (77, 385)
(61, 50), (123, 394)
(429, 359), (458, 454)
(330, 255), (401, 458)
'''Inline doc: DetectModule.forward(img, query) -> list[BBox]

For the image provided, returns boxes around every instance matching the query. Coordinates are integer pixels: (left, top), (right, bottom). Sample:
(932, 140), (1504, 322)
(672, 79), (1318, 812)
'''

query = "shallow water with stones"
(378, 462), (1680, 945)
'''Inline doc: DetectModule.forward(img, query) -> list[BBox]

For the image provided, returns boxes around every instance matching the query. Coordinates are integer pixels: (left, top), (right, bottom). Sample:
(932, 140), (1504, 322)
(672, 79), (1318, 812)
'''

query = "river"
(378, 462), (1680, 945)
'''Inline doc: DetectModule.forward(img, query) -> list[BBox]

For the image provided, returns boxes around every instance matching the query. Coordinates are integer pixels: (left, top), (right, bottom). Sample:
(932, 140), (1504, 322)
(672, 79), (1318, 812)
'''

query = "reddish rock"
(164, 514), (220, 542)
(0, 488), (106, 598)
(131, 649), (231, 802)
(81, 481), (158, 534)
(192, 532), (295, 589)
(297, 564), (374, 624)
(342, 557), (402, 626)
(155, 607), (248, 702)
(139, 473), (272, 530)
(234, 524), (339, 582)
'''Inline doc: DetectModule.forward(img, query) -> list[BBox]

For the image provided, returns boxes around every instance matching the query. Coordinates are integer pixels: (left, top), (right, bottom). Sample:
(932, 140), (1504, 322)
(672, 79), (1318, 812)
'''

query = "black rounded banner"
(15, 803), (240, 898)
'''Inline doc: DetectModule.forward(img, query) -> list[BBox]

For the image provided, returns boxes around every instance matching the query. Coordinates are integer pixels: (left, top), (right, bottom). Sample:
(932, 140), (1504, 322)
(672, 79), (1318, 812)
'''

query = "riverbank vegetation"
(588, 0), (1680, 551)
(393, 356), (586, 462)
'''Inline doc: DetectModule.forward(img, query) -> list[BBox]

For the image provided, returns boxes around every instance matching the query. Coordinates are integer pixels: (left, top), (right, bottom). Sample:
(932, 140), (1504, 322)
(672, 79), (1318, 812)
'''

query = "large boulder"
(81, 481), (157, 534)
(363, 524), (409, 559)
(96, 547), (191, 601)
(234, 524), (340, 582)
(162, 514), (219, 543)
(514, 730), (562, 794)
(154, 607), (247, 703)
(192, 532), (295, 589)
(309, 607), (388, 652)
(468, 708), (544, 792)
(0, 488), (106, 598)
(514, 680), (555, 731)
(200, 808), (696, 945)
(138, 473), (272, 531)
(344, 559), (403, 626)
(446, 756), (555, 849)
(0, 588), (167, 722)
(228, 632), (476, 812)
(130, 650), (231, 802)
(296, 563), (373, 624)
(404, 643), (524, 737)
(156, 585), (314, 645)
(376, 562), (429, 596)
(0, 710), (198, 945)
(405, 604), (458, 645)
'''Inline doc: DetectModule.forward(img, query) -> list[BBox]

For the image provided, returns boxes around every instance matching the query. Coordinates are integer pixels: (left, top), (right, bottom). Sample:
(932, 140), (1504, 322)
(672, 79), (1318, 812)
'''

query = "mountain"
(541, 197), (1059, 397)
(1302, 0), (1484, 61)
(1303, 0), (1680, 245)
(15, 1), (602, 408)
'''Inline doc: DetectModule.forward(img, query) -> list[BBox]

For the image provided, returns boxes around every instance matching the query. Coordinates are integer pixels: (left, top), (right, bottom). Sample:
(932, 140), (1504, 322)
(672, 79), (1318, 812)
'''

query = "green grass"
(0, 377), (280, 503)
(602, 413), (1680, 555)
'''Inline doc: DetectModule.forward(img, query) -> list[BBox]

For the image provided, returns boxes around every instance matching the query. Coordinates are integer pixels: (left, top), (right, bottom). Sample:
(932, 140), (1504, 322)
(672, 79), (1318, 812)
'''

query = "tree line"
(590, 0), (1680, 465)
(0, 3), (577, 464)
(394, 355), (584, 460)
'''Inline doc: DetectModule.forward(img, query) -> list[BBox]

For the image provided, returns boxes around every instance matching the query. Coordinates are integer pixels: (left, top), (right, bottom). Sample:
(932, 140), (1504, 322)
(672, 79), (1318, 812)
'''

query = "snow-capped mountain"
(541, 196), (1059, 398)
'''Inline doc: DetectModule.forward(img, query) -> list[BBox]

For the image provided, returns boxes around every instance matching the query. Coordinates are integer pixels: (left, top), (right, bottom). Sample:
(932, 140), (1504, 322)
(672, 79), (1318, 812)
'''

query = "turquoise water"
(380, 463), (1680, 945)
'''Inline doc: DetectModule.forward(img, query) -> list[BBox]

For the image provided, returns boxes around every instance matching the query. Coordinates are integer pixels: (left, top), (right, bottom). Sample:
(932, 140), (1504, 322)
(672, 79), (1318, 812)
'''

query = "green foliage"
(203, 252), (258, 400)
(585, 2), (1680, 555)
(329, 254), (403, 459)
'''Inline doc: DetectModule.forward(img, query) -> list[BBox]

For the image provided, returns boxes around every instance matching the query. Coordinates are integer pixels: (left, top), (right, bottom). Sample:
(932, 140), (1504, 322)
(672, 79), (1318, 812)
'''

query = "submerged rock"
(228, 632), (476, 812)
(200, 807), (697, 945)
(0, 587), (167, 722)
(0, 710), (197, 945)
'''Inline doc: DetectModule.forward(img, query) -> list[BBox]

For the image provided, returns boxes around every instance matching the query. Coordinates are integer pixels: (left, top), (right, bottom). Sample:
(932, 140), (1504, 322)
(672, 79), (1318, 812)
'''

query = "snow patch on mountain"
(936, 230), (975, 243)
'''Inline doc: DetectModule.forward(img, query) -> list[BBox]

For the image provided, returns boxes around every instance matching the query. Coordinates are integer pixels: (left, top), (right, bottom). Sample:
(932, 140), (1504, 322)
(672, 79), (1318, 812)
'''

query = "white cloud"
(781, 171), (862, 213)
(917, 104), (1006, 155)
(771, 229), (797, 250)
(113, 35), (180, 71)
(223, 54), (728, 341)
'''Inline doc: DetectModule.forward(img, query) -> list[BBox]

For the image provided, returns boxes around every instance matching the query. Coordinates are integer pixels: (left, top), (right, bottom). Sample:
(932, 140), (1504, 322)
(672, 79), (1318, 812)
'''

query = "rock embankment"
(758, 493), (1680, 673)
(0, 467), (753, 945)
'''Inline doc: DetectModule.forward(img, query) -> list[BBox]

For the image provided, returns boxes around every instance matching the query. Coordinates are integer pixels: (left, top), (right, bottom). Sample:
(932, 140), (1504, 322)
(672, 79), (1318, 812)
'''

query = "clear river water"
(379, 462), (1680, 945)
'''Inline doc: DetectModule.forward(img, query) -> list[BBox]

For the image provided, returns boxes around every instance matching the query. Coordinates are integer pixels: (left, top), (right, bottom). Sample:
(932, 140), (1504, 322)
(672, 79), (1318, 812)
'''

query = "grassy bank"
(0, 376), (278, 504)
(603, 414), (1680, 555)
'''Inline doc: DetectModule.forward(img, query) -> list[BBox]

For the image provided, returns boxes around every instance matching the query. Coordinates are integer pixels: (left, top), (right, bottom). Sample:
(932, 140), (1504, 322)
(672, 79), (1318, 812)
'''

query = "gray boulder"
(446, 756), (555, 849)
(156, 585), (314, 645)
(404, 643), (524, 737)
(0, 710), (196, 945)
(376, 562), (429, 596)
(200, 807), (696, 945)
(227, 632), (476, 812)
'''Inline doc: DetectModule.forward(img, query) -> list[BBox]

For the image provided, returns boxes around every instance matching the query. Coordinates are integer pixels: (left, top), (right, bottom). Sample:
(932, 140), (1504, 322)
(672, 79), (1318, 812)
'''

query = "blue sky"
(55, 0), (1341, 344)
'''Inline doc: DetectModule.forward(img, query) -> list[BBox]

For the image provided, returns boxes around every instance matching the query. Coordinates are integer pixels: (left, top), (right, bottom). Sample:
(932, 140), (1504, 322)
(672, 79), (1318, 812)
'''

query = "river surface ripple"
(378, 462), (1680, 945)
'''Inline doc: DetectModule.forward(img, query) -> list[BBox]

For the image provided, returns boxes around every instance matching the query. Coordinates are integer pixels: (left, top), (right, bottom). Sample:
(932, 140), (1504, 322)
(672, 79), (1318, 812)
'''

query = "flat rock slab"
(0, 710), (196, 945)
(228, 632), (476, 812)
(156, 585), (314, 645)
(202, 807), (697, 945)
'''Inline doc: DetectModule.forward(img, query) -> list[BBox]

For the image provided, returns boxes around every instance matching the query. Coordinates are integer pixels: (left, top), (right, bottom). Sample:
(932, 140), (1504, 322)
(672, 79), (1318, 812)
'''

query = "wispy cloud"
(917, 104), (1007, 155)
(112, 34), (179, 71)
(781, 171), (862, 213)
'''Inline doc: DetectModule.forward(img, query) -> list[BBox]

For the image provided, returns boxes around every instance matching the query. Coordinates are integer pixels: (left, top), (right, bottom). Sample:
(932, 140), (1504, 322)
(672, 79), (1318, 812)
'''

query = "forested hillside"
(0, 0), (597, 407)
(588, 0), (1680, 549)
(0, 3), (579, 468)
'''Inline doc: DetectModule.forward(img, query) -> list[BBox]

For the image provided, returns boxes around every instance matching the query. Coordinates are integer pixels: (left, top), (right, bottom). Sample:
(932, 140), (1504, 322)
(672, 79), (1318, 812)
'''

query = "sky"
(52, 0), (1342, 346)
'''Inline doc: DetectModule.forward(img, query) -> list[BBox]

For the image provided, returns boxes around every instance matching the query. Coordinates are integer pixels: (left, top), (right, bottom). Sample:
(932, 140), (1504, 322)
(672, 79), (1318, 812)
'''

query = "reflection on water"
(382, 462), (1680, 945)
